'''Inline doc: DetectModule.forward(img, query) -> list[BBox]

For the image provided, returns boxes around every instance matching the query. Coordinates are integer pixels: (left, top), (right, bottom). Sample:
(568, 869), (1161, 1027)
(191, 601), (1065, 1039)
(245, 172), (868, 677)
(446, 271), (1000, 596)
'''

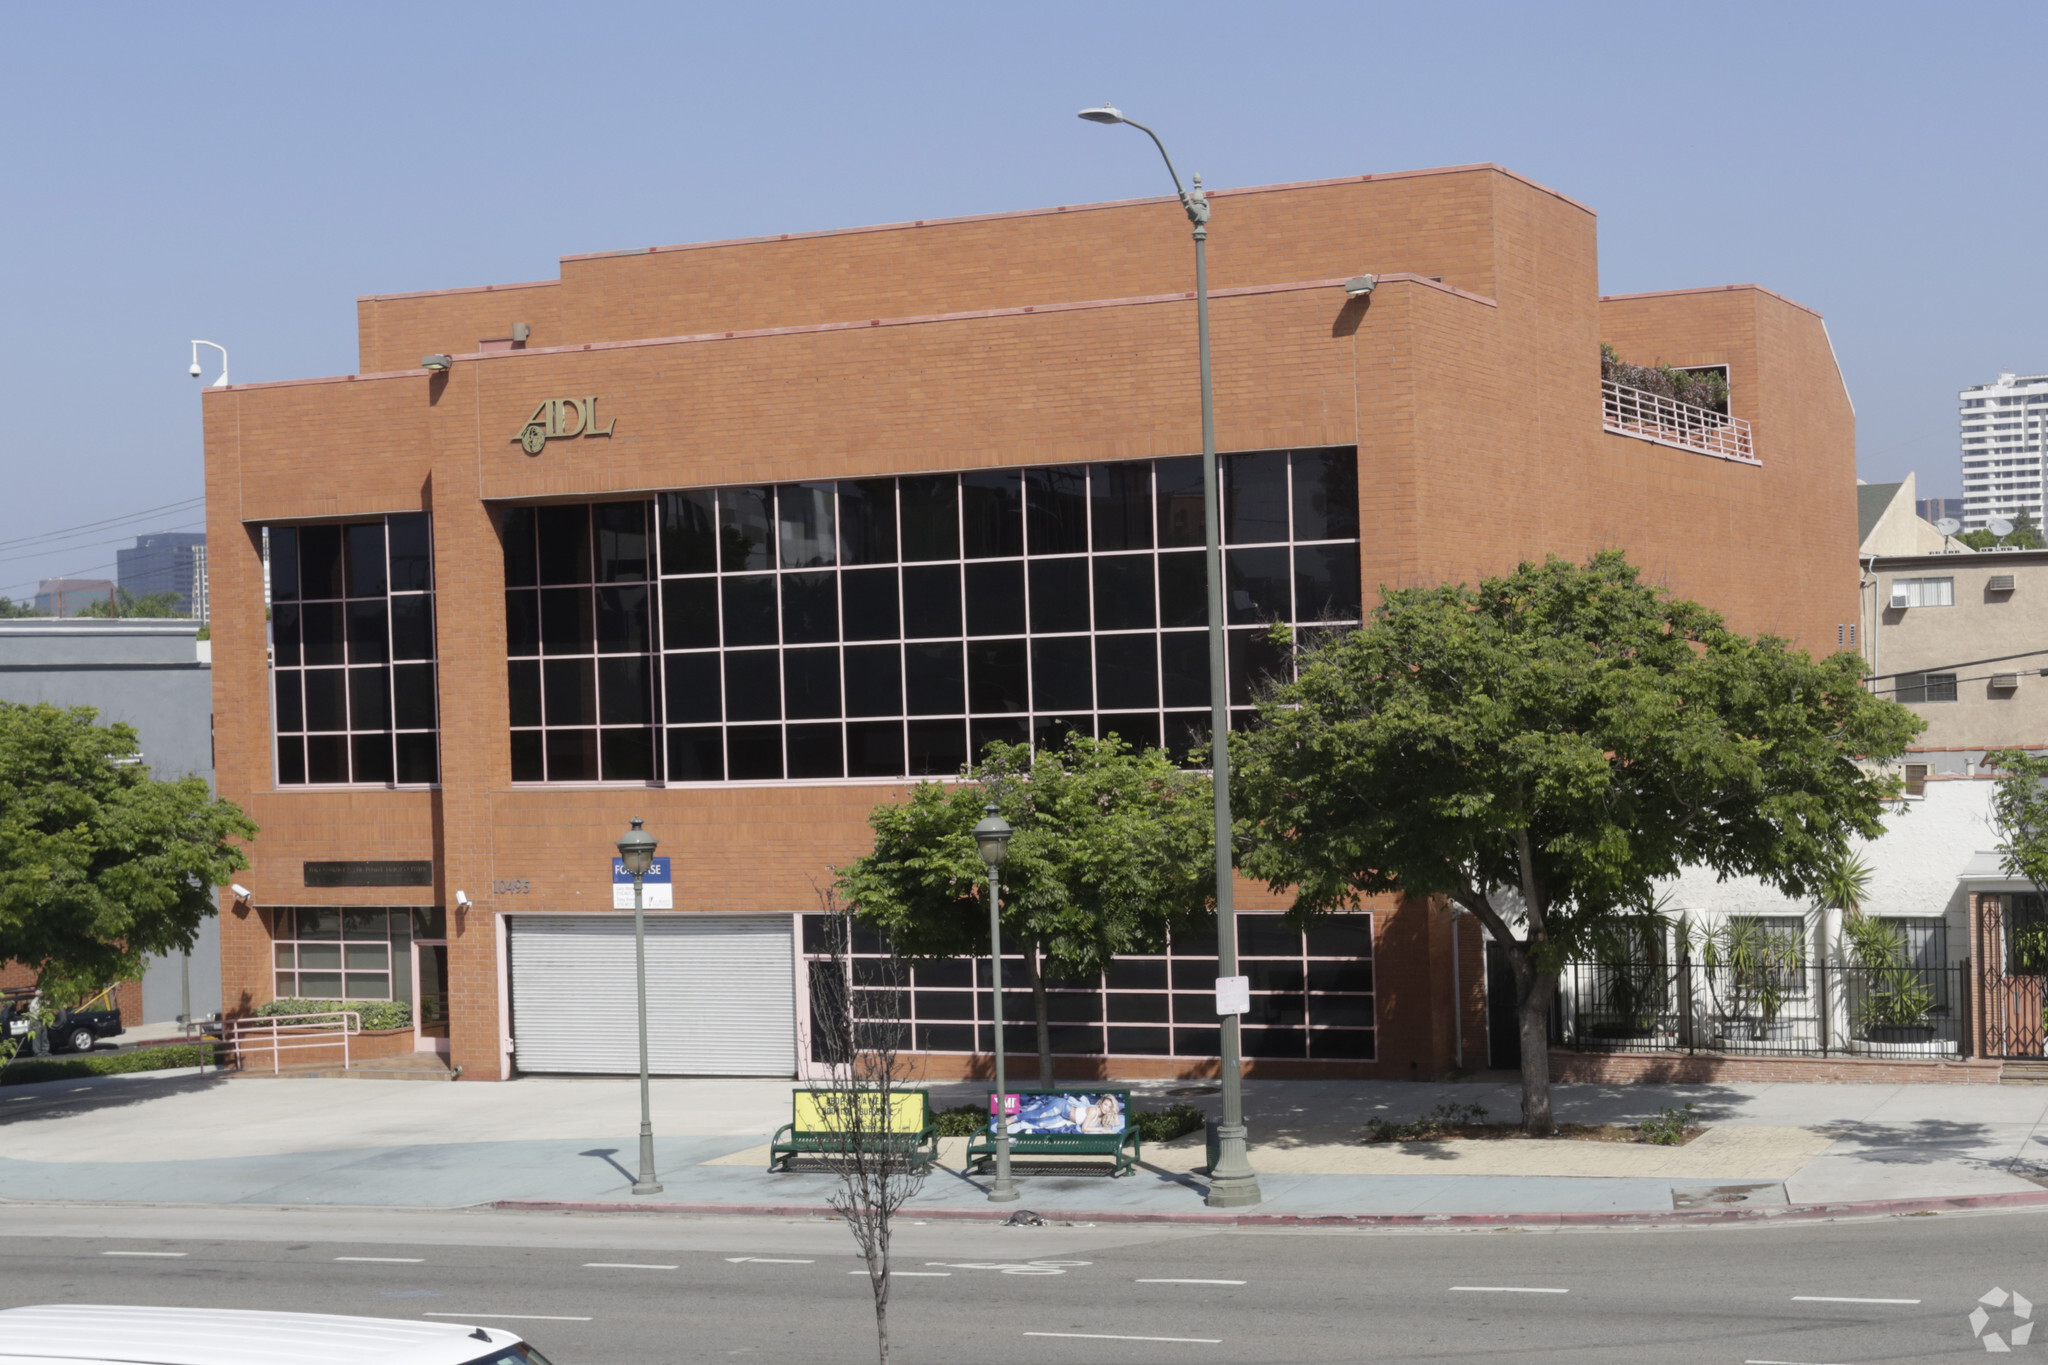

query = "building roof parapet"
(553, 164), (1591, 267)
(353, 163), (1589, 306)
(0, 619), (200, 637)
(216, 273), (1498, 395)
(1867, 548), (2048, 569)
(1600, 282), (1824, 320)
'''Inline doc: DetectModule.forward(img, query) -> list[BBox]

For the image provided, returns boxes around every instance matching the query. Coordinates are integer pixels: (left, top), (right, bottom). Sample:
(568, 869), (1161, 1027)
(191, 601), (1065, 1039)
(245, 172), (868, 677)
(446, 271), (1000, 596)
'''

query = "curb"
(491, 1188), (2048, 1229)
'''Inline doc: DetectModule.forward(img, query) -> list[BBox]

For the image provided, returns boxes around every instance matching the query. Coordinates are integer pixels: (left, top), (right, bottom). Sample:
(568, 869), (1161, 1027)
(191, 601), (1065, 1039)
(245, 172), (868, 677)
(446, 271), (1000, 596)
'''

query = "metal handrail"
(1602, 380), (1758, 465)
(225, 1010), (361, 1075)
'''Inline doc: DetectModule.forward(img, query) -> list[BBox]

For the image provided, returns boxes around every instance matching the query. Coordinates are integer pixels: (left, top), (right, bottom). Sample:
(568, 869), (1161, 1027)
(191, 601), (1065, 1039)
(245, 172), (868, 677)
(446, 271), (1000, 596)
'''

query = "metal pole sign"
(613, 857), (672, 908)
(1215, 975), (1251, 1017)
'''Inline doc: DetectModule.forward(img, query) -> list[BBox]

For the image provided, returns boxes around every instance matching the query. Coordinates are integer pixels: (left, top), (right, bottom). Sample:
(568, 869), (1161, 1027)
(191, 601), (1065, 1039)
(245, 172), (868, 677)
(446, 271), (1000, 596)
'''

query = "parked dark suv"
(1, 989), (124, 1056)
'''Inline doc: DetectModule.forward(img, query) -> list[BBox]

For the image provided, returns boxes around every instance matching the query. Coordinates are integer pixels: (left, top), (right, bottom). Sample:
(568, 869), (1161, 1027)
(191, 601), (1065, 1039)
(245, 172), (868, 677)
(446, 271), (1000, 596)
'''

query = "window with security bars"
(1896, 672), (1959, 703)
(800, 911), (1374, 1062)
(269, 906), (444, 1002)
(502, 448), (1362, 783)
(269, 515), (439, 786)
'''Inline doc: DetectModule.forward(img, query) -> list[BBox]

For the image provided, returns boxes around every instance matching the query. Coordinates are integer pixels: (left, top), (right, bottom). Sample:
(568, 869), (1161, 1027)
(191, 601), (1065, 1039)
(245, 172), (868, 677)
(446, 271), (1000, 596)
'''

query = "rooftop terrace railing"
(1602, 380), (1758, 465)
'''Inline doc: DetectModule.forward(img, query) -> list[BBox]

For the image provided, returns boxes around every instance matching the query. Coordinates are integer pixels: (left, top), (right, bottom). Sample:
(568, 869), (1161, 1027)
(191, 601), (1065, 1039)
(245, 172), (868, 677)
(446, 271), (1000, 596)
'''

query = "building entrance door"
(414, 941), (450, 1054)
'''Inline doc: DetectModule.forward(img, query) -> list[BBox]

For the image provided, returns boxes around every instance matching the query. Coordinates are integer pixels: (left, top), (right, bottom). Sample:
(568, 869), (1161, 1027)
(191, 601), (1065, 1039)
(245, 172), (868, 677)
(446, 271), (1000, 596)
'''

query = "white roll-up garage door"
(509, 914), (795, 1076)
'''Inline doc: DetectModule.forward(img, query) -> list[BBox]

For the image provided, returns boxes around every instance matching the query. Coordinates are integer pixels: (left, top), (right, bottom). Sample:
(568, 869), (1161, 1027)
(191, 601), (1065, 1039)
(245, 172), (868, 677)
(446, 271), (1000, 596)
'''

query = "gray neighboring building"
(0, 620), (217, 1024)
(116, 532), (207, 617)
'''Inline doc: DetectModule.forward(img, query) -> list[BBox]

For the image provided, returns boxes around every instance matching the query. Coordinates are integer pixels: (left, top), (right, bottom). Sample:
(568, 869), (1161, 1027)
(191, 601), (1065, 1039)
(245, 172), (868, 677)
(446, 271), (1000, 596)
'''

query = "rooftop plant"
(1601, 343), (1730, 415)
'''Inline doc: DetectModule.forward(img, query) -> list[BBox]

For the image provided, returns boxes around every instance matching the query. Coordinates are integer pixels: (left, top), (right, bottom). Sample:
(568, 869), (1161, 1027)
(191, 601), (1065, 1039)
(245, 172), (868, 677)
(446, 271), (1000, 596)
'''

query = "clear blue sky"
(4, 1), (2039, 601)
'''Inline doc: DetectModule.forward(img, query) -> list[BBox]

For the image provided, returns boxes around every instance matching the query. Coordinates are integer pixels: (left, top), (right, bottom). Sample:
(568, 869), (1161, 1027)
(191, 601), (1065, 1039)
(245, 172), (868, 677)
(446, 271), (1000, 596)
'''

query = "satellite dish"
(1990, 517), (2015, 538)
(1936, 517), (1962, 537)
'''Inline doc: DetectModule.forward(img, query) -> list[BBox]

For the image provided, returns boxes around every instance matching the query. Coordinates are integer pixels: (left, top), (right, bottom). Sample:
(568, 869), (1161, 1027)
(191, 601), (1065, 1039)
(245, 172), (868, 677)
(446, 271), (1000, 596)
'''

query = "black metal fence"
(1554, 957), (1971, 1060)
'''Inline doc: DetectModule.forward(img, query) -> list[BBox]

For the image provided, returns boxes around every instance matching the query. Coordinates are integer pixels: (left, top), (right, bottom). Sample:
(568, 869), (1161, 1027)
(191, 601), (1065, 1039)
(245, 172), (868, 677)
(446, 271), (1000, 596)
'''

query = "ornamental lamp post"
(1077, 104), (1262, 1208)
(617, 817), (663, 1196)
(972, 802), (1019, 1203)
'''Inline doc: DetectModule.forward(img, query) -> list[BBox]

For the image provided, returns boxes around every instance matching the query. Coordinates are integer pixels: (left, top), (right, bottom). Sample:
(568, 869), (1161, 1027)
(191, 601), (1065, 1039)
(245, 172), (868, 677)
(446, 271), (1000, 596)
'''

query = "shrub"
(2, 1042), (215, 1087)
(1132, 1103), (1205, 1143)
(934, 1104), (983, 1137)
(1365, 1101), (1490, 1142)
(1601, 343), (1730, 415)
(257, 998), (412, 1031)
(1636, 1102), (1697, 1146)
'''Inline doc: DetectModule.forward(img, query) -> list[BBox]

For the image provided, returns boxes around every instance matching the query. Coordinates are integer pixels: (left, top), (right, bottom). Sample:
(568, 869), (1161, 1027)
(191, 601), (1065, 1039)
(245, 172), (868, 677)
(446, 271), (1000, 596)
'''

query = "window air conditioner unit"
(1992, 673), (2020, 691)
(1989, 574), (2016, 593)
(1889, 590), (1910, 609)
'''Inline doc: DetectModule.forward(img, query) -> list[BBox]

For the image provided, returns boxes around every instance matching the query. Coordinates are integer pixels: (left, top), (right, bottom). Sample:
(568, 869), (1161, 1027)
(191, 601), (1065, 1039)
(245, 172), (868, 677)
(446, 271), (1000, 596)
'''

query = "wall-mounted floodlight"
(1345, 275), (1377, 297)
(189, 340), (229, 387)
(421, 354), (453, 372)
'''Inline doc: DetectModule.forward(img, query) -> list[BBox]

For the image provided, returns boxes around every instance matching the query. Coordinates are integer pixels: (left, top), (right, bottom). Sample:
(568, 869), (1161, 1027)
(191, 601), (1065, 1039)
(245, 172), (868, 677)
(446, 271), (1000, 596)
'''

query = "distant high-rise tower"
(116, 532), (207, 615)
(1916, 496), (1965, 525)
(1960, 371), (2048, 531)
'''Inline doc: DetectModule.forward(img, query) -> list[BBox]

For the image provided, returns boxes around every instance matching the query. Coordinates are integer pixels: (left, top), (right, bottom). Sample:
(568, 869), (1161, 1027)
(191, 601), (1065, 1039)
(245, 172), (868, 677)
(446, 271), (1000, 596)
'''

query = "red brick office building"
(203, 162), (1858, 1081)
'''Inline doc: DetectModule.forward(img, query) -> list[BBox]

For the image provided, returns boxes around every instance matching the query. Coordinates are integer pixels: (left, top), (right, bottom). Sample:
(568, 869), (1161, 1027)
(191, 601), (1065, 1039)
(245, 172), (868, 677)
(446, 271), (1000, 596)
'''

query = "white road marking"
(1745, 1359), (1851, 1365)
(102, 1251), (185, 1258)
(424, 1313), (594, 1322)
(724, 1256), (814, 1264)
(1136, 1278), (1245, 1285)
(335, 1256), (424, 1263)
(850, 1270), (952, 1276)
(584, 1262), (678, 1270)
(1790, 1295), (1920, 1305)
(1449, 1285), (1556, 1301)
(1026, 1332), (1220, 1345)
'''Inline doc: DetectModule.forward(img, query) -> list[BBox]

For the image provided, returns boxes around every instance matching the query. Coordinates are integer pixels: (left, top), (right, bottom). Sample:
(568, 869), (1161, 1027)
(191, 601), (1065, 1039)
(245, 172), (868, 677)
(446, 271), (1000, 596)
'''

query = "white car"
(0, 1305), (556, 1365)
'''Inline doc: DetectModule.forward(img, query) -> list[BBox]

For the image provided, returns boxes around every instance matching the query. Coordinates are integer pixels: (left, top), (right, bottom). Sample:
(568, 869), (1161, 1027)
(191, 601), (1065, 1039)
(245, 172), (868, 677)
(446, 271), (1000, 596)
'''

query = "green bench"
(769, 1089), (939, 1173)
(967, 1088), (1141, 1178)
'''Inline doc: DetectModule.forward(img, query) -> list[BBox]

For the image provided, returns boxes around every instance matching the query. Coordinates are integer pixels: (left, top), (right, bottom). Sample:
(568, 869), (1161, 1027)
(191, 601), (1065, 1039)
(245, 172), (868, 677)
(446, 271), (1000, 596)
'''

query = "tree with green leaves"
(76, 589), (187, 619)
(1984, 747), (2048, 973)
(1233, 552), (1922, 1133)
(0, 702), (255, 1010)
(1958, 509), (2047, 551)
(837, 734), (1214, 1086)
(0, 598), (47, 619)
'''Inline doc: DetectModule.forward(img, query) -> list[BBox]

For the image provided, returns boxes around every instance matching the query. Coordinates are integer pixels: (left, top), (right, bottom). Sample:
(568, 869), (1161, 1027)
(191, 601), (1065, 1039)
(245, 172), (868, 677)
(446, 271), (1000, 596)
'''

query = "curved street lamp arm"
(1117, 117), (1209, 230)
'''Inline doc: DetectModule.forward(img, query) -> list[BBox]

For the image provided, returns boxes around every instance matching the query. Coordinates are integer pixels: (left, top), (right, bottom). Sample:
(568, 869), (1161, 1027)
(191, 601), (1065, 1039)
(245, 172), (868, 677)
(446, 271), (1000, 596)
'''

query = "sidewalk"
(3, 1069), (2046, 1219)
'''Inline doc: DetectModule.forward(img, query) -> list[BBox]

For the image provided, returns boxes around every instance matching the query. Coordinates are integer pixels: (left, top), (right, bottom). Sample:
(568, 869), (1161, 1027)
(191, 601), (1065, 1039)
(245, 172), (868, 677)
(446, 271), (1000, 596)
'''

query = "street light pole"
(1078, 105), (1261, 1208)
(617, 817), (663, 1196)
(973, 803), (1019, 1203)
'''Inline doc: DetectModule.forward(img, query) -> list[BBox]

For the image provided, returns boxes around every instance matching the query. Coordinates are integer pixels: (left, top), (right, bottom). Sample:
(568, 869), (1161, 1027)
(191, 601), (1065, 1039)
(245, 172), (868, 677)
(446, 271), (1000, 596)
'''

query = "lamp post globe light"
(972, 802), (1019, 1203)
(1077, 104), (1262, 1209)
(617, 817), (663, 1196)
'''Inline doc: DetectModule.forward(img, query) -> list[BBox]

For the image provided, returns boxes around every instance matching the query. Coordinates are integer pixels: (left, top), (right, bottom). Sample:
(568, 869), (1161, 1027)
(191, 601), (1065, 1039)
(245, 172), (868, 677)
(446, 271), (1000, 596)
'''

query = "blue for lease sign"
(612, 857), (672, 909)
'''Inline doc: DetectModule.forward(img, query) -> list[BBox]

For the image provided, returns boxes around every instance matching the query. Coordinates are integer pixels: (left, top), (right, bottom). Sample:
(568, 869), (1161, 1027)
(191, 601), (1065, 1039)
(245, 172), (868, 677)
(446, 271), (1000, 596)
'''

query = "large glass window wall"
(801, 911), (1375, 1061)
(269, 514), (439, 786)
(503, 447), (1360, 783)
(270, 906), (446, 1002)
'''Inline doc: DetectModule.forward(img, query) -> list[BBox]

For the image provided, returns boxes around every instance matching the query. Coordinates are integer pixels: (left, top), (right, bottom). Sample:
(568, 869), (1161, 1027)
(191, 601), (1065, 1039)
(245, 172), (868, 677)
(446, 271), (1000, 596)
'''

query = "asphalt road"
(0, 1202), (2034, 1363)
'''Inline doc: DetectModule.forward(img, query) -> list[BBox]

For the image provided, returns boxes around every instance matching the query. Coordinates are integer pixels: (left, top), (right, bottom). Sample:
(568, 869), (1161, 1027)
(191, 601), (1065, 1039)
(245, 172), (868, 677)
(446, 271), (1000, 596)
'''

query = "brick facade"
(205, 163), (1859, 1082)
